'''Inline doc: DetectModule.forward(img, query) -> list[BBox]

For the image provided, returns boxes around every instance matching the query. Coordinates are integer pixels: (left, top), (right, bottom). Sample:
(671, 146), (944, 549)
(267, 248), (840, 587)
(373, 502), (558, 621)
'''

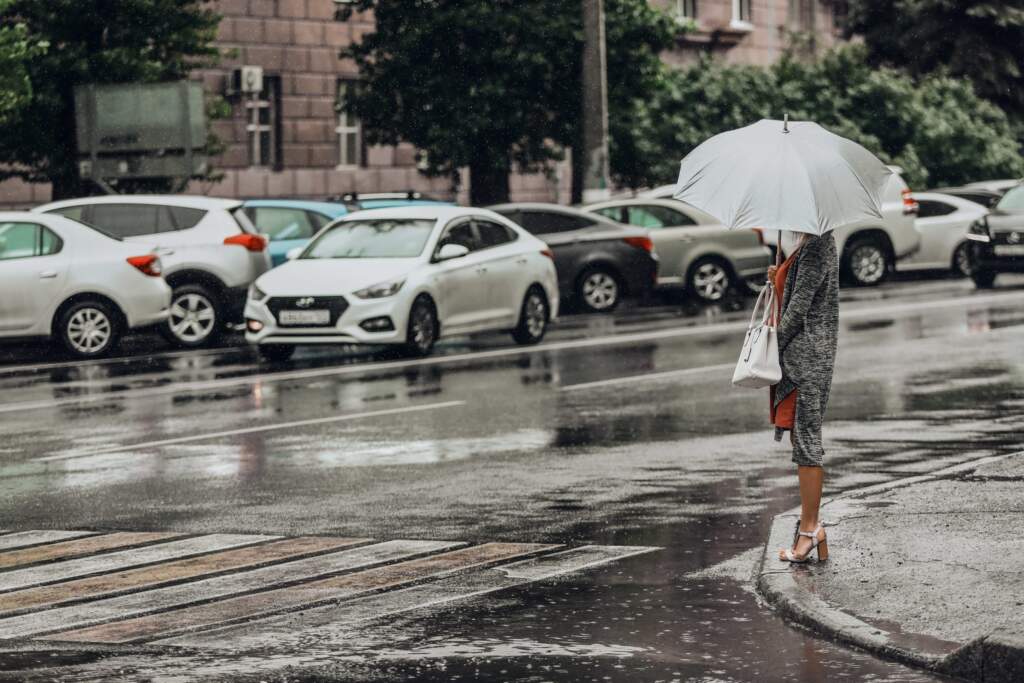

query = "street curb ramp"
(754, 453), (1024, 683)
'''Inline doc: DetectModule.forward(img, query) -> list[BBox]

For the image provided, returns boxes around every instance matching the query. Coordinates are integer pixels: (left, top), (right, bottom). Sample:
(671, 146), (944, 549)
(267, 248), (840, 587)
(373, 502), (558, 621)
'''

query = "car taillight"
(540, 248), (555, 260)
(224, 233), (267, 252)
(902, 189), (919, 216)
(127, 254), (162, 277)
(623, 236), (654, 252)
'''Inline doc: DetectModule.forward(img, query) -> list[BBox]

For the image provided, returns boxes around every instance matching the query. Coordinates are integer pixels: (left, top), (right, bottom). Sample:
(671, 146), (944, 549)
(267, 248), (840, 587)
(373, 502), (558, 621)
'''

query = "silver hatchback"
(584, 198), (771, 302)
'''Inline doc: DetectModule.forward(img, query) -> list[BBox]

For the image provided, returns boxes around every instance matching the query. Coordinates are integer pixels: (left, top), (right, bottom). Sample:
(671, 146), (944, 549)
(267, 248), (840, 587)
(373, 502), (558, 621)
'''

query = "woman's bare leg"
(794, 465), (824, 556)
(778, 464), (826, 560)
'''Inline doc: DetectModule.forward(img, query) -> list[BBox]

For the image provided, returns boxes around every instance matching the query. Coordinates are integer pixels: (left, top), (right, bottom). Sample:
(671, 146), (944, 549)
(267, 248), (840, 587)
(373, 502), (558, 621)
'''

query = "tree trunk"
(468, 158), (511, 206)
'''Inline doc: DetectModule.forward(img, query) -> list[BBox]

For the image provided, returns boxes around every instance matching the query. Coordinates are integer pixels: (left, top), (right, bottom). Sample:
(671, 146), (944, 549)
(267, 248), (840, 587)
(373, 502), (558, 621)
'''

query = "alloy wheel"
(954, 243), (973, 277)
(169, 293), (216, 344)
(66, 307), (112, 355)
(693, 262), (729, 301)
(409, 302), (436, 353)
(851, 245), (886, 285)
(524, 292), (547, 338)
(582, 272), (618, 311)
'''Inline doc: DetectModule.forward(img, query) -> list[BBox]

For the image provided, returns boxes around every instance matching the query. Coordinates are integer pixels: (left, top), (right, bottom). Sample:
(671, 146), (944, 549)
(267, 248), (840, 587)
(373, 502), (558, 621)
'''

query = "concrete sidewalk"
(756, 452), (1024, 682)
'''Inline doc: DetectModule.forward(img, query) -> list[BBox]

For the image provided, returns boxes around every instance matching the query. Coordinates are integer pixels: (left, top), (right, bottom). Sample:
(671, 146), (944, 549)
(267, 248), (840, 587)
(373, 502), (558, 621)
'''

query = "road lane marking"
(559, 362), (736, 392)
(0, 540), (464, 640)
(0, 537), (368, 616)
(0, 532), (182, 571)
(7, 288), (1022, 416)
(161, 545), (661, 650)
(0, 530), (99, 552)
(37, 401), (467, 463)
(0, 534), (280, 594)
(42, 543), (556, 644)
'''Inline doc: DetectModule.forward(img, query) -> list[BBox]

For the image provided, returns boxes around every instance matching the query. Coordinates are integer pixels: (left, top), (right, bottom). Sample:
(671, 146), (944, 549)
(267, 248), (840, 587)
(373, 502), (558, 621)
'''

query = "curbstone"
(755, 451), (1024, 682)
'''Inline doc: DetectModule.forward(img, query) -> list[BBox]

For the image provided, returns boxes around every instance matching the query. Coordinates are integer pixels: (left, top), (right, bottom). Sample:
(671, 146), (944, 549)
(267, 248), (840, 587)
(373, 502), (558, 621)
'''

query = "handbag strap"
(747, 282), (776, 330)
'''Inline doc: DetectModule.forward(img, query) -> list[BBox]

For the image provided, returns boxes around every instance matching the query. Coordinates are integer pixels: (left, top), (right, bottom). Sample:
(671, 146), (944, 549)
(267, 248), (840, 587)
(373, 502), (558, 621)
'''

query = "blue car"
(245, 194), (456, 266)
(242, 200), (350, 267)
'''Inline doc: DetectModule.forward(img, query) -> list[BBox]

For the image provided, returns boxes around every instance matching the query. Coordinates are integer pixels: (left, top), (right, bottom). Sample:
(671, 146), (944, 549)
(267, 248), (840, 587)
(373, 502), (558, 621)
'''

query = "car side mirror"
(286, 247), (303, 261)
(436, 243), (469, 261)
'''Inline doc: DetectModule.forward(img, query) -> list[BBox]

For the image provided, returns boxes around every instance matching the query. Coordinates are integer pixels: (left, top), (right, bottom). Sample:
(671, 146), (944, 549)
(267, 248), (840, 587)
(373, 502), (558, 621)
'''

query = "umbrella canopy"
(673, 119), (893, 235)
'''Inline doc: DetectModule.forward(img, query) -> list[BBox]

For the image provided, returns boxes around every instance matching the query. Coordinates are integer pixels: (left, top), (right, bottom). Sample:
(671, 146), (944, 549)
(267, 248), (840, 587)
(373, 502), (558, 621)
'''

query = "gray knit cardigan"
(772, 232), (840, 467)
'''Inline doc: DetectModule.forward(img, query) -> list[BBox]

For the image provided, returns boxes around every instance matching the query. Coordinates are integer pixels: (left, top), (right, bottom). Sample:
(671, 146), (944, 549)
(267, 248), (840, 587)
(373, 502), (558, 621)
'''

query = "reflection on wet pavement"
(1, 285), (1023, 680)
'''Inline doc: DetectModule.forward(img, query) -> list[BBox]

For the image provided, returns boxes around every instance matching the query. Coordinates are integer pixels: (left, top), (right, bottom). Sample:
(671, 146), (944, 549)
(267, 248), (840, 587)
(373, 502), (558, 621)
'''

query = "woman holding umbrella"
(674, 118), (892, 564)
(767, 229), (839, 561)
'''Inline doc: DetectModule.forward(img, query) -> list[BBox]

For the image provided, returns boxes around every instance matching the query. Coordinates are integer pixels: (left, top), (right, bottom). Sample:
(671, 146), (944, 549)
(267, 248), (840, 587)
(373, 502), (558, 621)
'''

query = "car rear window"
(169, 206), (206, 230)
(517, 211), (595, 235)
(87, 204), (178, 237)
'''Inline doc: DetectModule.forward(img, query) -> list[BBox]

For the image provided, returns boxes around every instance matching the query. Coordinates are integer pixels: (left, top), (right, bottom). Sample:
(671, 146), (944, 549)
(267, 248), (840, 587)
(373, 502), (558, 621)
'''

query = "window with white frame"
(335, 79), (363, 169)
(732, 0), (752, 25)
(246, 76), (280, 168)
(676, 0), (697, 20)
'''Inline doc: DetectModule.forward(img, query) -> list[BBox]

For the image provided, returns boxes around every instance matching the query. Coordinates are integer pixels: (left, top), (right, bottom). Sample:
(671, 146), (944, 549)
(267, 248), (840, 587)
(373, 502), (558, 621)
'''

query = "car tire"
(511, 287), (549, 345)
(952, 242), (973, 278)
(257, 344), (295, 362)
(56, 300), (122, 359)
(971, 267), (997, 289)
(843, 237), (891, 287)
(687, 257), (733, 303)
(161, 283), (223, 348)
(576, 267), (621, 313)
(403, 296), (438, 357)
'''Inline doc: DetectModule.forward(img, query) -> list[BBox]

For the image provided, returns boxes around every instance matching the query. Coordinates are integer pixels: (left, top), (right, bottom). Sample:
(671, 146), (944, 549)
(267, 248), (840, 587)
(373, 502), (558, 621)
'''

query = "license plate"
(279, 309), (330, 325)
(994, 245), (1024, 256)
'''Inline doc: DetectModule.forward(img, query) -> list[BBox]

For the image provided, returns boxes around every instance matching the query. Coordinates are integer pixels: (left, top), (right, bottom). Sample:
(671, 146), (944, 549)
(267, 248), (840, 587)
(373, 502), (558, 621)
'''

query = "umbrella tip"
(783, 114), (789, 134)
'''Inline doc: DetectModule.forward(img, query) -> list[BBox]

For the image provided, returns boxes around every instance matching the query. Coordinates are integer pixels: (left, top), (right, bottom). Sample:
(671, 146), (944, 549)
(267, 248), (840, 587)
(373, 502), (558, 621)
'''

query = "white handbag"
(732, 282), (782, 388)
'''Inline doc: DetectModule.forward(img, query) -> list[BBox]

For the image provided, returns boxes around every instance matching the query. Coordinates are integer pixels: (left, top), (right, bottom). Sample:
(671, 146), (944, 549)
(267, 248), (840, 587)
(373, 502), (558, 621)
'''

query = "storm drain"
(0, 530), (659, 645)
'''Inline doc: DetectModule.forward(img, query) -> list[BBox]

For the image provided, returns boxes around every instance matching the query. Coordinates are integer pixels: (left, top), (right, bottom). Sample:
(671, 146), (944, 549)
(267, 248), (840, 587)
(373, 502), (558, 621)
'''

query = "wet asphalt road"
(1, 275), (1024, 681)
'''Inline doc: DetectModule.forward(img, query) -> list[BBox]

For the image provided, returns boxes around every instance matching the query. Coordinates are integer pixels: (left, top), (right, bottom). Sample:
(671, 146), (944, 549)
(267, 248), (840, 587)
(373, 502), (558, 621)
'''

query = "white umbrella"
(673, 118), (893, 235)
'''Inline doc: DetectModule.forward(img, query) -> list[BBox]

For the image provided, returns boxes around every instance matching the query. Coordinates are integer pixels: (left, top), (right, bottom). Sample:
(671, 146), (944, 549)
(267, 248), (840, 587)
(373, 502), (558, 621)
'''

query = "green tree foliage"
(337, 0), (676, 205)
(841, 0), (1024, 129)
(0, 0), (220, 198)
(639, 45), (1023, 190)
(0, 0), (46, 125)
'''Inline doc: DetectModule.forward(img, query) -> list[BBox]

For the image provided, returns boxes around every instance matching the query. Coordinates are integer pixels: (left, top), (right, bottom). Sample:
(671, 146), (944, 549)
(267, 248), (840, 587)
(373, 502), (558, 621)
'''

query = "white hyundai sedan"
(0, 212), (171, 358)
(244, 206), (559, 360)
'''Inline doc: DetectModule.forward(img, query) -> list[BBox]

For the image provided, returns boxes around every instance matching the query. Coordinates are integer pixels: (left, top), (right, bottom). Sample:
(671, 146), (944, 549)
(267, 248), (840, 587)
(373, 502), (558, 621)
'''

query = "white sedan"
(896, 192), (988, 276)
(0, 212), (171, 358)
(244, 207), (559, 360)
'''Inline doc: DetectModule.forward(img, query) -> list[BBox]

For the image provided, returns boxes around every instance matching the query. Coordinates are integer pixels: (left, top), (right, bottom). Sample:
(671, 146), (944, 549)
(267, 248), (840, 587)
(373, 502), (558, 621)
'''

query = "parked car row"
(2, 175), (1019, 360)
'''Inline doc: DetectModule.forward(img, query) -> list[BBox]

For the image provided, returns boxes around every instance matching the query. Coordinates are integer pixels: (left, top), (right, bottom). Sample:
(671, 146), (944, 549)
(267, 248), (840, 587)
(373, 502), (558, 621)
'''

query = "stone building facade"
(0, 0), (844, 208)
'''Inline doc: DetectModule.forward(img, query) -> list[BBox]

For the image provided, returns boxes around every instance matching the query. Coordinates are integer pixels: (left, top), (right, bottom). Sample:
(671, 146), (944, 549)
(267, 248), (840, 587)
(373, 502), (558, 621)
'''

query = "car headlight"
(354, 279), (405, 299)
(248, 283), (267, 301)
(966, 218), (991, 243)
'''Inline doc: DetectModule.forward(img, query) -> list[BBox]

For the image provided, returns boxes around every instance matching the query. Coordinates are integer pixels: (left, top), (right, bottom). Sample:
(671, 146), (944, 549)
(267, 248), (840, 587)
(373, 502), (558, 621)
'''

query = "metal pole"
(581, 0), (610, 204)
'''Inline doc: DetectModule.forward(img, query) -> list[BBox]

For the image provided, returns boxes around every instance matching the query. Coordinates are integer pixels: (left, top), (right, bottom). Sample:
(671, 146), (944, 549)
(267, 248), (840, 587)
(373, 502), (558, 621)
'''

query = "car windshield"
(995, 185), (1024, 214)
(301, 219), (435, 259)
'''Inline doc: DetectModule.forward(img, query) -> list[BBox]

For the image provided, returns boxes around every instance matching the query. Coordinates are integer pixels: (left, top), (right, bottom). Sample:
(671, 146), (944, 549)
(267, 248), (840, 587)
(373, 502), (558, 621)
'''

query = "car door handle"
(516, 257), (528, 265)
(38, 271), (58, 279)
(476, 266), (488, 274)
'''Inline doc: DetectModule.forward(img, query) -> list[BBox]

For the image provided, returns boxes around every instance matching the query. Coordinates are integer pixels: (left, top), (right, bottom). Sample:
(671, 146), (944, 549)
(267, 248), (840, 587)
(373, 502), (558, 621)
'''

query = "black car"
(488, 203), (658, 313)
(965, 183), (1024, 288)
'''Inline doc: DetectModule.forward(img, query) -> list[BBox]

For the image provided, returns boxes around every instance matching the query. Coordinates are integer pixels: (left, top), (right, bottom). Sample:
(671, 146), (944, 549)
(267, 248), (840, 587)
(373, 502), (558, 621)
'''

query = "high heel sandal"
(779, 524), (828, 563)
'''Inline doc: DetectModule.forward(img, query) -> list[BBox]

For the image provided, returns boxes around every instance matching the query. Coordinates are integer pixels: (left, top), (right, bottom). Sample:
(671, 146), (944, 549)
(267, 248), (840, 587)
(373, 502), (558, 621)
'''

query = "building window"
(335, 79), (363, 169)
(789, 0), (816, 31)
(246, 75), (281, 169)
(676, 0), (697, 20)
(732, 0), (752, 25)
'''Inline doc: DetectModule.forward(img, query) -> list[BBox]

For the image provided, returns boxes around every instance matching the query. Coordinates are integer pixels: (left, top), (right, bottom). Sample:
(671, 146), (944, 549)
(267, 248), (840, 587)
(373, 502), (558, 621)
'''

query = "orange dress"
(770, 250), (799, 431)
